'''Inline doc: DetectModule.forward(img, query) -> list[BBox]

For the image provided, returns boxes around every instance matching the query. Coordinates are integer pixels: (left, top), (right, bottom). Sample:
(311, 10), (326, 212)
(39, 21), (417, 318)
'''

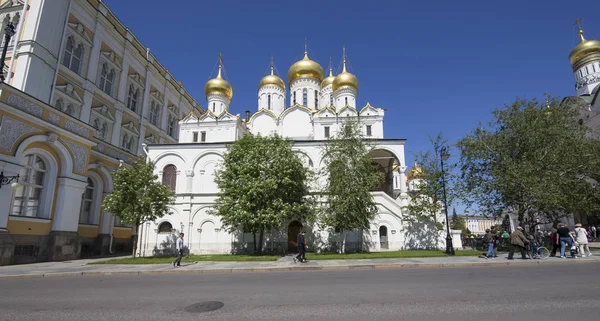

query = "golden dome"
(287, 52), (324, 84)
(569, 28), (600, 65)
(259, 67), (285, 91)
(332, 59), (358, 92)
(321, 67), (335, 89)
(406, 164), (425, 180)
(204, 64), (233, 99)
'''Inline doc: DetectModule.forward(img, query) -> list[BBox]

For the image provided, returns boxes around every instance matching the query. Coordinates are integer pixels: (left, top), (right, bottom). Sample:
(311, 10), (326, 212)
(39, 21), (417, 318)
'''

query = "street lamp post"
(440, 147), (455, 255)
(0, 23), (15, 83)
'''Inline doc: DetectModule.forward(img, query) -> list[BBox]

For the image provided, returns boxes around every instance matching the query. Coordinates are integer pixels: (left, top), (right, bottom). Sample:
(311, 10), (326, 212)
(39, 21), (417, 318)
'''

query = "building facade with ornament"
(142, 51), (463, 256)
(0, 0), (202, 265)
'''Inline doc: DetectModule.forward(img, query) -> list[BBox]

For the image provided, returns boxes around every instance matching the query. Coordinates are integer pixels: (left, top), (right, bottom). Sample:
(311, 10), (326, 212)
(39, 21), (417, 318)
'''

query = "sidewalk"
(1, 253), (599, 279)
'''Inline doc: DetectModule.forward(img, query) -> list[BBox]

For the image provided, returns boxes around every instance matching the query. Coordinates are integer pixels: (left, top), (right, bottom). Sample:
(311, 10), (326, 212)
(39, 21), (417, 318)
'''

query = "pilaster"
(111, 110), (123, 146)
(51, 177), (89, 233)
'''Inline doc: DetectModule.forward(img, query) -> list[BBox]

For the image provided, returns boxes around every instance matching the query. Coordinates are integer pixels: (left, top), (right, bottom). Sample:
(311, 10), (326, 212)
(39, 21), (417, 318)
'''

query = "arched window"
(293, 91), (296, 104)
(167, 115), (176, 137)
(158, 222), (173, 234)
(79, 178), (95, 224)
(62, 36), (83, 74)
(149, 101), (160, 126)
(121, 133), (129, 149)
(162, 165), (177, 191)
(127, 84), (136, 112)
(212, 102), (215, 113)
(12, 155), (46, 217)
(314, 90), (318, 108)
(65, 104), (74, 116)
(100, 123), (108, 140)
(302, 89), (307, 106)
(330, 94), (333, 106)
(345, 97), (348, 106)
(99, 63), (115, 95)
(267, 95), (271, 110)
(55, 98), (64, 112)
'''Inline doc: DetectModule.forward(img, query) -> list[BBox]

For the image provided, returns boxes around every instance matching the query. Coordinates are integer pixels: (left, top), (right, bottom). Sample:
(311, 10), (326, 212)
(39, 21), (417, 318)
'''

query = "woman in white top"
(574, 223), (592, 257)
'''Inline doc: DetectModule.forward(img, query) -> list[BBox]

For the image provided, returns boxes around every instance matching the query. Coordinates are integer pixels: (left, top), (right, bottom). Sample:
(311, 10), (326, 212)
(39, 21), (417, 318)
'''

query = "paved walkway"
(1, 253), (599, 279)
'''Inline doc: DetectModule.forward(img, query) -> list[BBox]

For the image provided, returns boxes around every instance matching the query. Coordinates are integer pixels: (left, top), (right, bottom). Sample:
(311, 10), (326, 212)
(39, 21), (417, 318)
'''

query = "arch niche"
(287, 221), (303, 252)
(379, 225), (389, 249)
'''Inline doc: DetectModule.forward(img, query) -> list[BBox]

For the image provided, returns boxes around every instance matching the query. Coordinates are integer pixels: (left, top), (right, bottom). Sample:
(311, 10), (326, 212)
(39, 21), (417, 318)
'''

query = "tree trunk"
(253, 232), (257, 254)
(339, 230), (347, 254)
(258, 228), (264, 255)
(132, 222), (140, 258)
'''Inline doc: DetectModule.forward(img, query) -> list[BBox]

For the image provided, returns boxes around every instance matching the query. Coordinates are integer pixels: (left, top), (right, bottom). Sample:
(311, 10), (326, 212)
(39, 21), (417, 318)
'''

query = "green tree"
(403, 134), (460, 230)
(450, 208), (466, 234)
(319, 120), (384, 253)
(458, 96), (600, 227)
(501, 214), (511, 233)
(102, 157), (174, 257)
(211, 134), (312, 255)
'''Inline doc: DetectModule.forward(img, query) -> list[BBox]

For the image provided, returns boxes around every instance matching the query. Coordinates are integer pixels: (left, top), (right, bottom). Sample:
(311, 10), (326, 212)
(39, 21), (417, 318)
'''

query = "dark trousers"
(173, 249), (183, 266)
(296, 245), (305, 261)
(508, 244), (527, 259)
(551, 243), (559, 257)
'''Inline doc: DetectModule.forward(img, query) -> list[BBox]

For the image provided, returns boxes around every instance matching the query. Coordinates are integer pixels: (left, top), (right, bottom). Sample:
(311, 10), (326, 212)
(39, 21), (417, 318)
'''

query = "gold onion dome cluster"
(406, 164), (425, 180)
(569, 28), (600, 66)
(288, 52), (324, 84)
(204, 65), (233, 99)
(321, 67), (335, 89)
(259, 67), (285, 90)
(332, 60), (358, 92)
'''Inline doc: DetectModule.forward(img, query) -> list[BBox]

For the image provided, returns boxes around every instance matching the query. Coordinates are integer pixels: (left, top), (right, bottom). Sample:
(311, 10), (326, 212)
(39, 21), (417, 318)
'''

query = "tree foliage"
(102, 157), (174, 256)
(403, 134), (460, 226)
(211, 134), (312, 255)
(457, 96), (600, 228)
(450, 208), (467, 235)
(318, 120), (384, 253)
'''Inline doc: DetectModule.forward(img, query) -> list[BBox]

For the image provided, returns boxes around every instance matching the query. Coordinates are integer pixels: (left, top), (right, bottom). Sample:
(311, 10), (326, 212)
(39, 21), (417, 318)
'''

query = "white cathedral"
(140, 50), (459, 256)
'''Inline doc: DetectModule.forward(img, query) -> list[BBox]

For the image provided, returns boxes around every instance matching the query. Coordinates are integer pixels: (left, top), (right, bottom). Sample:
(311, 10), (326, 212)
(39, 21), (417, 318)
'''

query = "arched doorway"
(288, 221), (303, 252)
(379, 226), (388, 249)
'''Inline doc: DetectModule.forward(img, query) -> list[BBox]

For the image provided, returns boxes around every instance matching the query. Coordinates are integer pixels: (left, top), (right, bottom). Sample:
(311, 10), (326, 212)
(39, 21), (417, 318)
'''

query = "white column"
(80, 90), (93, 123)
(51, 177), (88, 233)
(111, 110), (123, 146)
(185, 169), (194, 193)
(0, 163), (23, 232)
(117, 59), (130, 104)
(86, 24), (104, 83)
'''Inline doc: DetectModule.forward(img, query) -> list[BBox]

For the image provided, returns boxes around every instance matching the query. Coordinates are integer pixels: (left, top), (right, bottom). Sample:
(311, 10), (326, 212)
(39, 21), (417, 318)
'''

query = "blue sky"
(106, 0), (599, 211)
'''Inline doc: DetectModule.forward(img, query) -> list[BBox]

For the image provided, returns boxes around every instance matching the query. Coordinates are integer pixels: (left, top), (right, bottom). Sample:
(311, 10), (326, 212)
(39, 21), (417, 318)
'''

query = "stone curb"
(1, 257), (599, 280)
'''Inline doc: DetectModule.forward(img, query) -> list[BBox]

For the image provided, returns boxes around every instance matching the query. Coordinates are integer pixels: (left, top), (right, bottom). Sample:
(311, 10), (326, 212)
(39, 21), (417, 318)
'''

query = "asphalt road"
(0, 263), (598, 321)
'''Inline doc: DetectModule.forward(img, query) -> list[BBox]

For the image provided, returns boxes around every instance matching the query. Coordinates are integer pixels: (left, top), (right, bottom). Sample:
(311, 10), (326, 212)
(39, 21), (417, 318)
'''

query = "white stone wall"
(143, 139), (415, 256)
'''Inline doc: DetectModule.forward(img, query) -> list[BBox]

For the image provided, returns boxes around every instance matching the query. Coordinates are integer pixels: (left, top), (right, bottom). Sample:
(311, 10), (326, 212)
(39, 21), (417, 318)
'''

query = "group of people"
(483, 222), (595, 260)
(550, 223), (593, 258)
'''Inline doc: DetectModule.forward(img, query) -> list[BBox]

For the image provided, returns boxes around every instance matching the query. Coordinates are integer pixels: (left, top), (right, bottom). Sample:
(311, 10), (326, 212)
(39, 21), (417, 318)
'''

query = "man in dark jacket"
(294, 230), (307, 263)
(508, 226), (528, 260)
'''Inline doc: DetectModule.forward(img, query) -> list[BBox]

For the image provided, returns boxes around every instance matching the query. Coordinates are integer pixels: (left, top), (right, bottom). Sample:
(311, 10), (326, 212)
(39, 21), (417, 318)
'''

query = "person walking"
(485, 228), (497, 258)
(294, 230), (307, 263)
(557, 223), (575, 258)
(172, 233), (184, 267)
(507, 226), (528, 260)
(574, 223), (592, 257)
(550, 228), (559, 257)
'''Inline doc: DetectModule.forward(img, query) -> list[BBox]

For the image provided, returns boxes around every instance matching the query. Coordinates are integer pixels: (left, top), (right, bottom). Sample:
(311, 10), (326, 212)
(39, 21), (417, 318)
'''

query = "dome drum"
(572, 52), (600, 71)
